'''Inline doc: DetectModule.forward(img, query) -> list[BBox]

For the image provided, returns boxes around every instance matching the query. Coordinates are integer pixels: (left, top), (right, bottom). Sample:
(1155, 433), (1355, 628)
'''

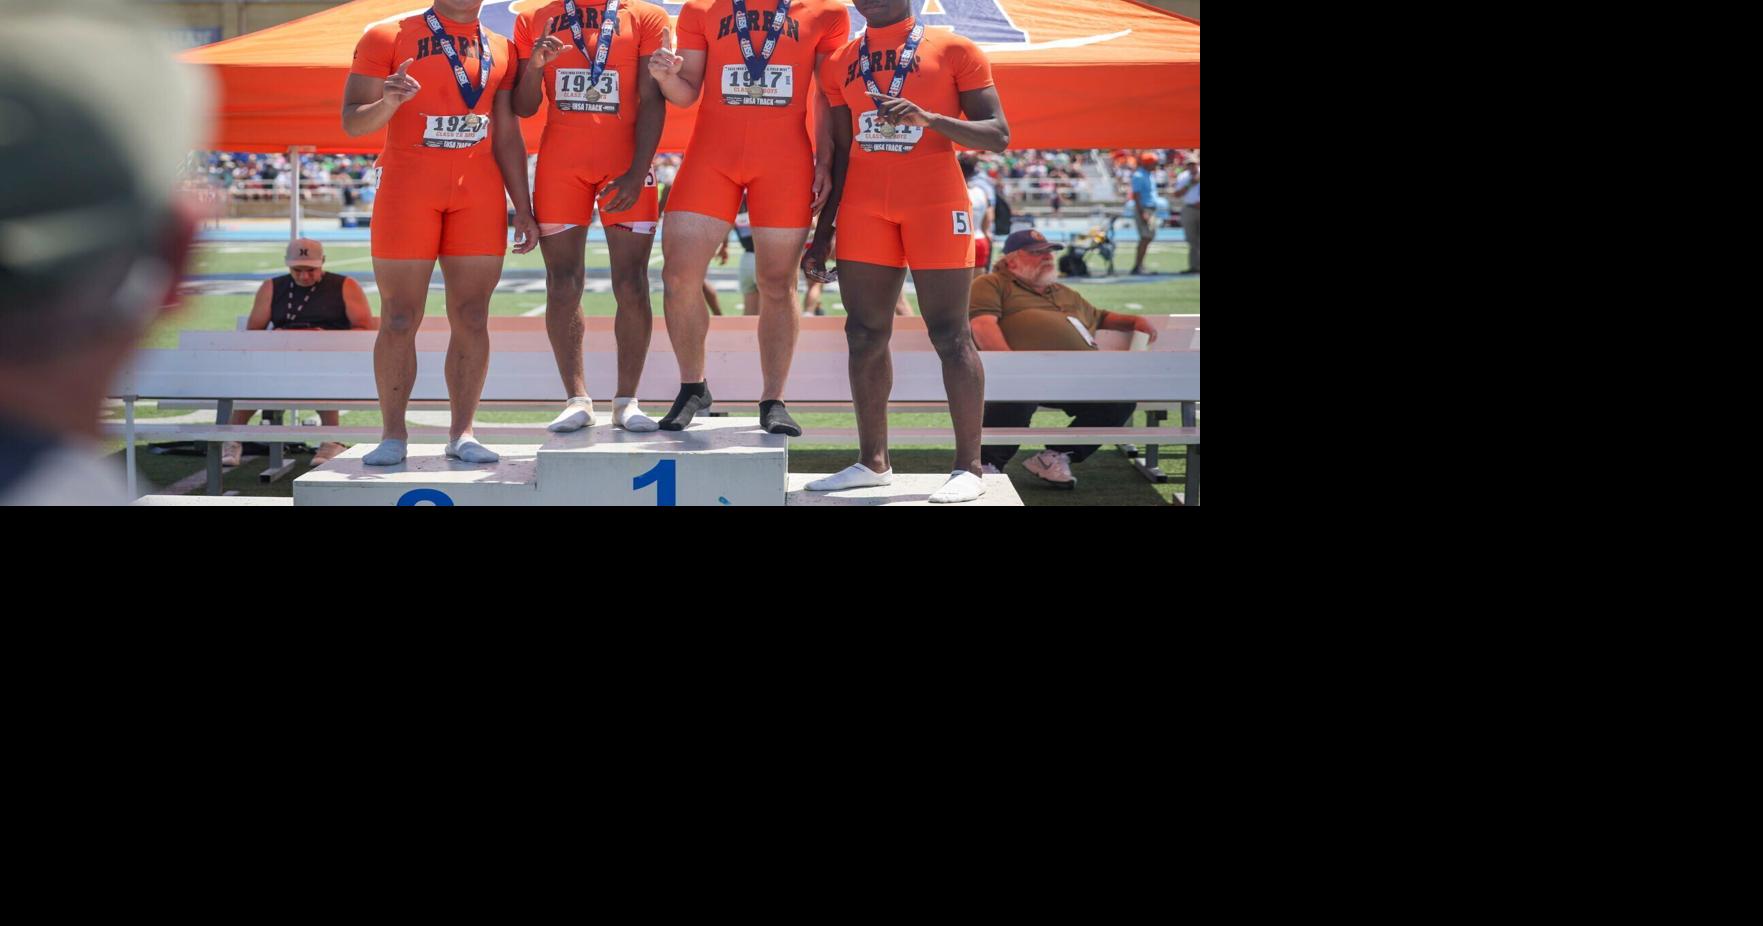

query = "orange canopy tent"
(180, 0), (1197, 153)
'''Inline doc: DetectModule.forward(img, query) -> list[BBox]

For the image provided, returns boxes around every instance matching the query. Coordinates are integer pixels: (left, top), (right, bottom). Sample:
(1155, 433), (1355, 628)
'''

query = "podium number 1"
(633, 459), (676, 506)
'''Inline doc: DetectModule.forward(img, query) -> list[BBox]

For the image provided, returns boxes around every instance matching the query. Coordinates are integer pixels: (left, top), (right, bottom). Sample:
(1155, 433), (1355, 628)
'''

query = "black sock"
(659, 382), (712, 430)
(759, 399), (802, 437)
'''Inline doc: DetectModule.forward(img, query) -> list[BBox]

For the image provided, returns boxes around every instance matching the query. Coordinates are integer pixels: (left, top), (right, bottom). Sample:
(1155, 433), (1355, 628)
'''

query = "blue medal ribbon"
(731, 0), (791, 87)
(423, 8), (492, 110)
(562, 0), (620, 94)
(858, 20), (925, 101)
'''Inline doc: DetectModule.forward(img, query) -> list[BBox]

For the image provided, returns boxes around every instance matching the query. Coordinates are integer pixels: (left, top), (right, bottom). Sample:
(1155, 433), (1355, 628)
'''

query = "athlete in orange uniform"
(343, 0), (540, 466)
(645, 0), (851, 434)
(514, 0), (670, 432)
(802, 0), (1008, 503)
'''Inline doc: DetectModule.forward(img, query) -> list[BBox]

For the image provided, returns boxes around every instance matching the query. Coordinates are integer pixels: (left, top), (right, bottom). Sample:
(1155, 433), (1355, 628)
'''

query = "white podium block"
(294, 444), (545, 506)
(292, 418), (787, 506)
(537, 417), (786, 506)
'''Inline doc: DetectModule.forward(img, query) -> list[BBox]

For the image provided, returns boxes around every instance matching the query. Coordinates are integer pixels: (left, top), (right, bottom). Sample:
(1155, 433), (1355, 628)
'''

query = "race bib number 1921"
(856, 110), (924, 153)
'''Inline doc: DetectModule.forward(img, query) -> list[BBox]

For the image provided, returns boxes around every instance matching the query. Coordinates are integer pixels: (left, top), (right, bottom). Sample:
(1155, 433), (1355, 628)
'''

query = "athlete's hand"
(529, 35), (566, 70)
(801, 237), (835, 283)
(384, 58), (421, 108)
(869, 93), (932, 127)
(648, 27), (683, 81)
(511, 212), (541, 254)
(810, 158), (831, 214)
(598, 169), (644, 214)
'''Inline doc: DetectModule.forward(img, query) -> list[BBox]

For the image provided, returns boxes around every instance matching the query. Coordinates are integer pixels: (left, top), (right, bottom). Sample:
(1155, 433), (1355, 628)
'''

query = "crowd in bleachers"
(181, 148), (1198, 217)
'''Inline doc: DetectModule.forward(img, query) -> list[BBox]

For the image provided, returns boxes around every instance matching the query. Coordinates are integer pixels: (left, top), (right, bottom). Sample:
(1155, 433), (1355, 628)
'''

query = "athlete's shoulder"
(624, 0), (671, 17)
(511, 0), (565, 17)
(676, 0), (722, 17)
(359, 18), (406, 45)
(805, 0), (854, 28)
(929, 28), (987, 57)
(391, 11), (433, 32)
(823, 29), (861, 59)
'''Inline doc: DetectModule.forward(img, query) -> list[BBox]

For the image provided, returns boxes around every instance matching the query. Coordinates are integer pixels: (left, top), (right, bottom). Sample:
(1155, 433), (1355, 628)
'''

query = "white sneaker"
(980, 463), (1002, 475)
(220, 441), (241, 467)
(1023, 449), (1075, 487)
(805, 463), (893, 491)
(547, 396), (596, 432)
(929, 470), (987, 504)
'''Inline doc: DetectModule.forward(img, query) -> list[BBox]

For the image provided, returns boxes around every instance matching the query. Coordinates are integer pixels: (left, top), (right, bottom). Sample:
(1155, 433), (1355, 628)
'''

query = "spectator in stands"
(961, 155), (994, 279)
(1129, 152), (1159, 275)
(1174, 156), (1199, 274)
(968, 230), (1156, 489)
(220, 238), (377, 468)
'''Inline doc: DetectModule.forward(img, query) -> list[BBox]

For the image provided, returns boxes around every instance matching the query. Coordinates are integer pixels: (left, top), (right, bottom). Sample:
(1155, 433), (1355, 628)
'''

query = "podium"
(294, 417), (787, 506)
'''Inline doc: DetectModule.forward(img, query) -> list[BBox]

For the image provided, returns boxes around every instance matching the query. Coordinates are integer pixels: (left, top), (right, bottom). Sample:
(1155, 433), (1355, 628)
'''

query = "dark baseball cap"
(1002, 229), (1065, 255)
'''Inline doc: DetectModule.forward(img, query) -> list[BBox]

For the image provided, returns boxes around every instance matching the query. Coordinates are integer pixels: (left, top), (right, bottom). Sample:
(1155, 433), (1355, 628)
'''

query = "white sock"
(929, 470), (986, 504)
(445, 436), (500, 464)
(805, 463), (894, 491)
(362, 439), (407, 466)
(614, 396), (658, 432)
(547, 395), (596, 432)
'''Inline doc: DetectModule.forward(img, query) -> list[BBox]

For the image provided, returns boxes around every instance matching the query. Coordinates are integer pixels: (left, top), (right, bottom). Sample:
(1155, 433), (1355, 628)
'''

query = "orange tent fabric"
(181, 0), (1197, 153)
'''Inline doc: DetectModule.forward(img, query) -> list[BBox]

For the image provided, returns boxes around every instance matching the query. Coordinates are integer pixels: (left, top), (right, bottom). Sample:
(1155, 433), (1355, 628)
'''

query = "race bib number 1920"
(422, 113), (489, 148)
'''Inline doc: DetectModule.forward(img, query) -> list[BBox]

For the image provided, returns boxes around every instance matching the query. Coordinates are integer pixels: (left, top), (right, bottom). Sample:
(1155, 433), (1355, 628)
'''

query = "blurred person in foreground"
(0, 0), (210, 505)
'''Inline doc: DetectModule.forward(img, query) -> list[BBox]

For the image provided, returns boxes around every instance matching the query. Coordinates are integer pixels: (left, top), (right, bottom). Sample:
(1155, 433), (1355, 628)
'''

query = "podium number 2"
(633, 459), (676, 506)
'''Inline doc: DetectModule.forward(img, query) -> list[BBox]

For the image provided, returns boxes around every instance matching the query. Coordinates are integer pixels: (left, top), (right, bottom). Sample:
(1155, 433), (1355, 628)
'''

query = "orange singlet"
(514, 0), (669, 230)
(819, 15), (994, 270)
(352, 11), (518, 260)
(664, 0), (850, 228)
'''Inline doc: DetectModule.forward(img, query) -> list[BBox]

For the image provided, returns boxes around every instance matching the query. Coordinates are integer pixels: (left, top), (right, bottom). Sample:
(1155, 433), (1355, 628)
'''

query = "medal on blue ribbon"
(859, 21), (924, 139)
(731, 0), (790, 102)
(562, 0), (620, 103)
(423, 8), (492, 110)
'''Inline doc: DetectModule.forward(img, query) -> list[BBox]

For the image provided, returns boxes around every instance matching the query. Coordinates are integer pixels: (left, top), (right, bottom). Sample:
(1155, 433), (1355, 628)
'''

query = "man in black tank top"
(222, 239), (379, 467)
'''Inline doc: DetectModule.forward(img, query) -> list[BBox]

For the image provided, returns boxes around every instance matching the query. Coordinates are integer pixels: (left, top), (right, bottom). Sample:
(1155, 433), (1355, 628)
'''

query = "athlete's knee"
(545, 264), (585, 295)
(844, 313), (892, 355)
(753, 264), (797, 302)
(927, 317), (975, 358)
(380, 310), (421, 336)
(610, 271), (649, 308)
(449, 311), (490, 339)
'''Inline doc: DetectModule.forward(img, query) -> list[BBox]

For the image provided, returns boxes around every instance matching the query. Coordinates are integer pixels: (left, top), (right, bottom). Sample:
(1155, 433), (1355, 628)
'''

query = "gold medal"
(879, 121), (896, 137)
(584, 87), (601, 102)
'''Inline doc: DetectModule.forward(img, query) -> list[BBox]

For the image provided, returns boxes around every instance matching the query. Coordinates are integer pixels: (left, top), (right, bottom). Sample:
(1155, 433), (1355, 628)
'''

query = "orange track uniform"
(352, 11), (518, 260)
(819, 16), (993, 269)
(514, 0), (669, 229)
(664, 0), (849, 227)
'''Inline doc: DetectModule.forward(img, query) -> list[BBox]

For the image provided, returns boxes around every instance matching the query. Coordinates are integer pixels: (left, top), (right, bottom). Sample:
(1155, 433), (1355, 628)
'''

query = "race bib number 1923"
(555, 68), (620, 113)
